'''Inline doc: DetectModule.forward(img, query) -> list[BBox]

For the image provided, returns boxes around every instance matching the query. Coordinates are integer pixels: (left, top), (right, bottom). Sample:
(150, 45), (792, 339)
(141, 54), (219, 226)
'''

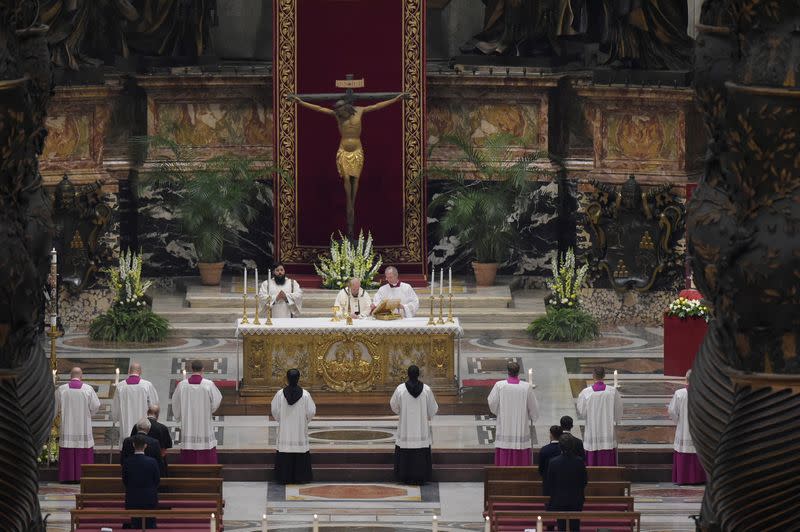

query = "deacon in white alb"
(259, 263), (303, 318)
(668, 370), (706, 484)
(390, 365), (438, 484)
(56, 367), (101, 482)
(576, 366), (623, 466)
(271, 368), (316, 484)
(370, 266), (419, 318)
(487, 361), (539, 466)
(112, 362), (159, 448)
(172, 360), (222, 464)
(334, 277), (372, 318)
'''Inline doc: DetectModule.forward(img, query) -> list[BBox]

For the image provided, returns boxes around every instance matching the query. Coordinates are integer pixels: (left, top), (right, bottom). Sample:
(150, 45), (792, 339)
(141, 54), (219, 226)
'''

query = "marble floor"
(43, 286), (702, 531)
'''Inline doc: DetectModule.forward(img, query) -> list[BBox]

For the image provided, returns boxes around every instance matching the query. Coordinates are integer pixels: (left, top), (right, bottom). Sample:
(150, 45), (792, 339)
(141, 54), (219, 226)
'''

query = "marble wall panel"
(581, 288), (677, 325)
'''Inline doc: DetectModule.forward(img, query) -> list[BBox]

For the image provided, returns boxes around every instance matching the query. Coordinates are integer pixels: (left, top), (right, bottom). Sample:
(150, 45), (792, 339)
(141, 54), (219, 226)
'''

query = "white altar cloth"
(236, 317), (462, 337)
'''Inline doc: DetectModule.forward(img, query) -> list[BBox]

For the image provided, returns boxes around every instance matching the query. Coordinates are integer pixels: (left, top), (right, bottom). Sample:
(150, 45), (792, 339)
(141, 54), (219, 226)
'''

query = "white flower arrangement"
(109, 249), (152, 309)
(667, 296), (711, 321)
(315, 230), (382, 289)
(546, 248), (588, 309)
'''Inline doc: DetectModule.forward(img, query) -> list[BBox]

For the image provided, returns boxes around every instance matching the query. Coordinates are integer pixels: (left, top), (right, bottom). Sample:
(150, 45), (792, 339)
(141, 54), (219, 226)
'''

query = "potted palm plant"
(137, 137), (286, 285)
(429, 133), (547, 286)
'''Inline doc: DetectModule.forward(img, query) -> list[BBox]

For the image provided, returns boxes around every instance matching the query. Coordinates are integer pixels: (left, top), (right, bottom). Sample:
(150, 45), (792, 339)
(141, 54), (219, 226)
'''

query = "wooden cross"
(288, 73), (404, 102)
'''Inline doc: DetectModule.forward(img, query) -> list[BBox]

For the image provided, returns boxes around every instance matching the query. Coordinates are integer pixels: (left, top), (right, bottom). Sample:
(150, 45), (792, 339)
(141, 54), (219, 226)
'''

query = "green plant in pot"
(429, 132), (547, 286)
(136, 136), (287, 285)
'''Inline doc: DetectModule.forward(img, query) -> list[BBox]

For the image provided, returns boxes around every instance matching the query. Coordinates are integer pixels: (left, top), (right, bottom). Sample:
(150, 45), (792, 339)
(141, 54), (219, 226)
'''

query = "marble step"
(157, 307), (543, 324)
(184, 285), (516, 309)
(166, 320), (535, 338)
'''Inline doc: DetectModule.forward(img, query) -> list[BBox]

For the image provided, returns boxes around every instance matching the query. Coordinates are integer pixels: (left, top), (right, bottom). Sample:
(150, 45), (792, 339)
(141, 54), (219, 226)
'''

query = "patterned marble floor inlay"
(310, 429), (396, 442)
(56, 357), (130, 374)
(564, 357), (665, 375)
(288, 484), (422, 502)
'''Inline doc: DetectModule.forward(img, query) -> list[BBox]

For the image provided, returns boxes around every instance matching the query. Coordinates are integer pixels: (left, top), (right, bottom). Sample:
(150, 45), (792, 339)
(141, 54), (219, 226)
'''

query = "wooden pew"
(76, 492), (223, 516)
(485, 466), (625, 482)
(491, 510), (641, 532)
(70, 508), (219, 532)
(80, 477), (223, 495)
(82, 463), (223, 478)
(485, 480), (631, 509)
(487, 495), (634, 513)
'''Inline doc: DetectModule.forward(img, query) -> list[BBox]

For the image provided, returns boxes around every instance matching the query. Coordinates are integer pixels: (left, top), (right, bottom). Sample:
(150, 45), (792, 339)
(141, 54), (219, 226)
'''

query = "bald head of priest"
(335, 277), (372, 319)
(370, 266), (420, 318)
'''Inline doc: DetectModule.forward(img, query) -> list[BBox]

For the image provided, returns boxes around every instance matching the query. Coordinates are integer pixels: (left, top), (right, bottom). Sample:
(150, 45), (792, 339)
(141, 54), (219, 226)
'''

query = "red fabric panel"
(663, 315), (708, 376)
(295, 0), (404, 246)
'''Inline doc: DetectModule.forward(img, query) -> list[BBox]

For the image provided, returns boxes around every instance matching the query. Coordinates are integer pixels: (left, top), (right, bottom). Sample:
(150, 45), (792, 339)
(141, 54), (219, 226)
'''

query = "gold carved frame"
(273, 0), (425, 266)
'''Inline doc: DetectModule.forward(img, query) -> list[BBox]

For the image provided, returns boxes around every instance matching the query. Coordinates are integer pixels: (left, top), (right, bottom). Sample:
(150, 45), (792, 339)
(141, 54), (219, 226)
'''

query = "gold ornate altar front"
(237, 318), (460, 396)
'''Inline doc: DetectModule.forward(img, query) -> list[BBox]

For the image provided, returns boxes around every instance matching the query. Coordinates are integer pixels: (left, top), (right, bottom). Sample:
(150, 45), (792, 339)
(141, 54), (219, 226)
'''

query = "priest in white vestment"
(668, 370), (706, 484)
(390, 365), (439, 484)
(172, 360), (222, 464)
(488, 361), (539, 466)
(334, 277), (372, 319)
(370, 266), (419, 318)
(576, 367), (623, 466)
(56, 367), (100, 482)
(259, 263), (303, 318)
(271, 368), (316, 483)
(112, 362), (159, 448)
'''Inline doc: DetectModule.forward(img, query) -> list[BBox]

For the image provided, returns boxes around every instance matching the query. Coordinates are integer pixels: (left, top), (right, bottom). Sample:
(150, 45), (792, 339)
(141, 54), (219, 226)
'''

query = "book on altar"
(373, 299), (402, 319)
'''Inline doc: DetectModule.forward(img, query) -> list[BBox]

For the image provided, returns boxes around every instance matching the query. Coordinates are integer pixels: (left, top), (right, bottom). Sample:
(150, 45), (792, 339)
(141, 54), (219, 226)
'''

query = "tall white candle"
(51, 248), (57, 264)
(261, 513), (267, 532)
(243, 268), (248, 295)
(50, 314), (57, 327)
(255, 268), (259, 294)
(267, 269), (272, 296)
(430, 267), (435, 296)
(484, 515), (490, 532)
(432, 515), (438, 532)
(312, 514), (319, 532)
(528, 368), (533, 384)
(614, 369), (619, 388)
(52, 369), (57, 385)
(439, 268), (443, 296)
(536, 515), (543, 532)
(448, 267), (452, 294)
(114, 368), (120, 386)
(182, 369), (187, 380)
(210, 512), (216, 532)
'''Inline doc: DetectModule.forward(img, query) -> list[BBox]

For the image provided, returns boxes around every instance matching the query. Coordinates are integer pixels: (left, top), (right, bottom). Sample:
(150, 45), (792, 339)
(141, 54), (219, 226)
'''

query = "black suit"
(563, 431), (585, 460)
(131, 416), (173, 452)
(121, 433), (165, 477)
(538, 442), (561, 479)
(544, 454), (587, 531)
(122, 453), (160, 529)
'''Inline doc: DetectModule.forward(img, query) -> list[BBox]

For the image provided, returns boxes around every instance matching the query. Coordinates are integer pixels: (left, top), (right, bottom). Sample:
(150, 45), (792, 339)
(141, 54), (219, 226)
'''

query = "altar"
(237, 318), (462, 396)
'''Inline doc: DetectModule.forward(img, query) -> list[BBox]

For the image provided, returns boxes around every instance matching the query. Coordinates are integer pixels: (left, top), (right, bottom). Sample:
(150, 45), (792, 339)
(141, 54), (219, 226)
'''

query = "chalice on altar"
(331, 306), (341, 322)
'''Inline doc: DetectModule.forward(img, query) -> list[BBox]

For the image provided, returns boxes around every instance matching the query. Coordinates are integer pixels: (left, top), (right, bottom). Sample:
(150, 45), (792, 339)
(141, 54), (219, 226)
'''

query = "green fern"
(89, 306), (169, 343)
(527, 307), (599, 343)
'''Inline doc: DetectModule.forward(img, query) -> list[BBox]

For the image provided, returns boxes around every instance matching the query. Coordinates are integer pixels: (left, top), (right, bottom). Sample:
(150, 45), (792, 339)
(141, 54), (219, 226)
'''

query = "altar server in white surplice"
(271, 368), (316, 484)
(576, 366), (623, 466)
(172, 360), (222, 464)
(335, 277), (372, 319)
(391, 365), (438, 484)
(488, 361), (539, 466)
(56, 367), (100, 482)
(370, 266), (419, 318)
(259, 263), (303, 318)
(112, 362), (159, 447)
(668, 370), (706, 485)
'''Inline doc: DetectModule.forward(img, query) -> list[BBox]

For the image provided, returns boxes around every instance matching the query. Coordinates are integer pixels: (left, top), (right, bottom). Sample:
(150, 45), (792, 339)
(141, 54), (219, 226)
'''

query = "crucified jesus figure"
(288, 93), (409, 238)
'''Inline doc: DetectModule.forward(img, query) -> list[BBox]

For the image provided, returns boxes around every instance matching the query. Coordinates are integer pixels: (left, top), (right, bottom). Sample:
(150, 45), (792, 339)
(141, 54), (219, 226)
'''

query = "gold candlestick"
(447, 293), (454, 323)
(253, 294), (262, 325)
(346, 297), (353, 325)
(427, 296), (436, 326)
(437, 295), (445, 324)
(331, 306), (340, 322)
(241, 294), (249, 324)
(265, 295), (273, 325)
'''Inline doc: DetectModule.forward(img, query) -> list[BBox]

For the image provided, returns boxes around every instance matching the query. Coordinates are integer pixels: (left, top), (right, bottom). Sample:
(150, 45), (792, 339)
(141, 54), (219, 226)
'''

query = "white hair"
(136, 418), (151, 433)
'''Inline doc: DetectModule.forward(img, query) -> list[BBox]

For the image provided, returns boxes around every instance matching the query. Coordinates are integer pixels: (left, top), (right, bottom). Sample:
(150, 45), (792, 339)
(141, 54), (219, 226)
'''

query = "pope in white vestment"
(111, 363), (159, 447)
(56, 368), (101, 482)
(334, 278), (372, 318)
(271, 369), (316, 483)
(488, 363), (539, 466)
(258, 264), (302, 318)
(390, 365), (438, 484)
(370, 266), (419, 318)
(172, 363), (222, 464)
(668, 370), (706, 484)
(576, 368), (623, 466)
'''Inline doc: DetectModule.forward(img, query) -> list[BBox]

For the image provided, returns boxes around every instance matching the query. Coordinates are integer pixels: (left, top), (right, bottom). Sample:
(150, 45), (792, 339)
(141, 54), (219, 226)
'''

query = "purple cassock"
(177, 374), (219, 465)
(58, 379), (98, 482)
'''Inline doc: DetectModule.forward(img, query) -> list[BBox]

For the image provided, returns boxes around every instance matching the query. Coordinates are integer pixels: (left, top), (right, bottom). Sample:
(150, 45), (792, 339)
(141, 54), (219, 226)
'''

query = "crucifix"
(287, 74), (409, 239)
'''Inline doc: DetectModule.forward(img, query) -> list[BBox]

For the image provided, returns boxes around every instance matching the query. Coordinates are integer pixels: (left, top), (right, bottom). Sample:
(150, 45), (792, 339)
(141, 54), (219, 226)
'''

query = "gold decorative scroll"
(273, 0), (425, 265)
